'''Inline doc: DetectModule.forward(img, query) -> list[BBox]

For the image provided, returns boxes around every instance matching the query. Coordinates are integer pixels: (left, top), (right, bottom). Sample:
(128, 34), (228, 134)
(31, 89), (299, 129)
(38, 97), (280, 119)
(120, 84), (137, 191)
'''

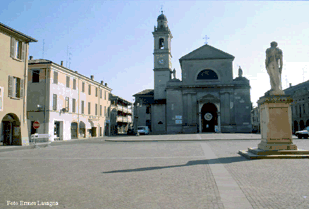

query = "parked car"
(295, 126), (309, 139)
(137, 126), (149, 135)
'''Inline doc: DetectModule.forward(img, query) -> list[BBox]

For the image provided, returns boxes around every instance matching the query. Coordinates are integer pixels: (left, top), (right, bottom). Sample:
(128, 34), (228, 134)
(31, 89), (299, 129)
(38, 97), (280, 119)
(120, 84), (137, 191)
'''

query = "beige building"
(284, 82), (309, 133)
(27, 58), (111, 141)
(110, 94), (132, 135)
(0, 22), (37, 146)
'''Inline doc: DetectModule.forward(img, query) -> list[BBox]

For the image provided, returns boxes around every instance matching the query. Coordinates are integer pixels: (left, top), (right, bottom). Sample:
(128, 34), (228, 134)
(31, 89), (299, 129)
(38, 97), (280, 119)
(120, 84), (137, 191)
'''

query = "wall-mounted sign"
(175, 120), (182, 124)
(175, 115), (182, 119)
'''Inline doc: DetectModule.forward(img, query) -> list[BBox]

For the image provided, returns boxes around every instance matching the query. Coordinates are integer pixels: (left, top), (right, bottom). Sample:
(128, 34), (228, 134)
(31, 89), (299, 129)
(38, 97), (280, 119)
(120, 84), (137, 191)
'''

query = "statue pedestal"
(239, 95), (309, 159)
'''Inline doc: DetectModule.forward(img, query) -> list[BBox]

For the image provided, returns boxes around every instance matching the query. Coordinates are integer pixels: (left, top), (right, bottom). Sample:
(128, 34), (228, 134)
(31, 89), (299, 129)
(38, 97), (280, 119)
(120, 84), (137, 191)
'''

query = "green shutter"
(8, 76), (13, 97)
(20, 79), (24, 97)
(21, 42), (26, 61)
(10, 37), (16, 58)
(53, 94), (57, 110)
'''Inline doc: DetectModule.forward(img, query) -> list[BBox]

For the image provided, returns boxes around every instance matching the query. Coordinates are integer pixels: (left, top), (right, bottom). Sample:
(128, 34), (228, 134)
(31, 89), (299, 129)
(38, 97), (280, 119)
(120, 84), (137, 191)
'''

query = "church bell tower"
(152, 11), (173, 100)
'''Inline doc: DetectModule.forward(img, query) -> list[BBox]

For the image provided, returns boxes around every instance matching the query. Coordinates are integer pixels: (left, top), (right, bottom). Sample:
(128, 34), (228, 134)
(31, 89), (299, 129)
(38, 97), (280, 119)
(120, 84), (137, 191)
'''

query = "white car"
(295, 126), (309, 139)
(137, 126), (149, 135)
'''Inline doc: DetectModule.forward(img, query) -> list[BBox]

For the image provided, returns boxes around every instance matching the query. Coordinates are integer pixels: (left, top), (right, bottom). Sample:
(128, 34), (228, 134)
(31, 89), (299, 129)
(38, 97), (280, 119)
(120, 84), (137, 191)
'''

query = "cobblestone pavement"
(207, 139), (309, 209)
(0, 135), (308, 209)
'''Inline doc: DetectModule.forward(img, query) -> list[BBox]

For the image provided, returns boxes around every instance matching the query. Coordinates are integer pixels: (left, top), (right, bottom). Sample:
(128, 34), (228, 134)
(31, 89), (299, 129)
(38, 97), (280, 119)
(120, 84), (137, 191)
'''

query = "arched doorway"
(306, 119), (309, 128)
(300, 120), (305, 130)
(294, 121), (298, 134)
(1, 113), (21, 145)
(201, 103), (217, 132)
(71, 122), (78, 139)
(79, 122), (85, 138)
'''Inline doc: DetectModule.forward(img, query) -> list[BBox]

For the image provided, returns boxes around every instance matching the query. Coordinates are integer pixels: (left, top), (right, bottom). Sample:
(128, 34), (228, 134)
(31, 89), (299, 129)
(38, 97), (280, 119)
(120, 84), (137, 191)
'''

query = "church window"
(197, 69), (218, 80)
(159, 38), (164, 49)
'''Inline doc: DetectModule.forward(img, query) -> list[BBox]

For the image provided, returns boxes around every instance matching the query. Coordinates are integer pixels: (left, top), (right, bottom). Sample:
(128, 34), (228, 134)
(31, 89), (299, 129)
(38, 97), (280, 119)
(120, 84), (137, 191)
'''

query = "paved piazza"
(0, 134), (309, 209)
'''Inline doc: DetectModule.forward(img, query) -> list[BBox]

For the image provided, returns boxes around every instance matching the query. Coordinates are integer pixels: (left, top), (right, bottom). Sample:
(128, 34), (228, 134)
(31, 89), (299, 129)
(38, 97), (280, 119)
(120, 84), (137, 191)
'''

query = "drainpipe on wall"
(45, 66), (51, 139)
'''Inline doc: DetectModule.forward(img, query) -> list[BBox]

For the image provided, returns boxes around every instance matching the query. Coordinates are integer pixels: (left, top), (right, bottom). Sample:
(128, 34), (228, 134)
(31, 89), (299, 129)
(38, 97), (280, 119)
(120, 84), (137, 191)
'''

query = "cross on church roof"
(203, 35), (210, 45)
(161, 5), (163, 14)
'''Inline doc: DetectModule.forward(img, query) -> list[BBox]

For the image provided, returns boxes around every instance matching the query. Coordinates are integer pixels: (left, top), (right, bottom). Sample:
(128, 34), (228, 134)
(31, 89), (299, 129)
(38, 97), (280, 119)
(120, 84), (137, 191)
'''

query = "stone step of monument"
(238, 149), (309, 159)
(247, 147), (309, 155)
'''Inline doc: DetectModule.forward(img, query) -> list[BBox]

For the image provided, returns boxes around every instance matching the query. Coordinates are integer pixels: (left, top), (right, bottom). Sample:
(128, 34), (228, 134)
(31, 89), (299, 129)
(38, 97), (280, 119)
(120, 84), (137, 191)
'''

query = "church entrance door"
(201, 103), (217, 132)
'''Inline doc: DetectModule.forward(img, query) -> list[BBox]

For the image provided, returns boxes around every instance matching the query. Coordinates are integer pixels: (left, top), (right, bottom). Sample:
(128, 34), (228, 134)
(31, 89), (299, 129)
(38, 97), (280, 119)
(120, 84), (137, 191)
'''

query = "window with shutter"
(53, 94), (57, 111)
(100, 89), (102, 98)
(8, 76), (13, 97)
(53, 71), (58, 84)
(95, 87), (98, 97)
(82, 82), (85, 92)
(88, 85), (91, 95)
(81, 101), (84, 114)
(13, 77), (20, 98)
(19, 79), (24, 98)
(65, 97), (69, 112)
(14, 41), (22, 60)
(72, 98), (76, 113)
(10, 37), (16, 58)
(32, 70), (40, 83)
(100, 105), (102, 116)
(88, 102), (91, 114)
(95, 104), (97, 115)
(104, 106), (106, 116)
(0, 87), (3, 111)
(73, 79), (76, 90)
(66, 76), (70, 88)
(21, 42), (26, 61)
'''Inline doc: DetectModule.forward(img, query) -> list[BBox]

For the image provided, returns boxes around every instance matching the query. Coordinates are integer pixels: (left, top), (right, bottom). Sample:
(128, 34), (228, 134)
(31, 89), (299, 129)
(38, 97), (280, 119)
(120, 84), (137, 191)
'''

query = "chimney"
(61, 61), (63, 66)
(105, 83), (107, 87)
(29, 56), (33, 60)
(75, 71), (78, 73)
(91, 75), (94, 80)
(289, 83), (292, 87)
(101, 81), (104, 85)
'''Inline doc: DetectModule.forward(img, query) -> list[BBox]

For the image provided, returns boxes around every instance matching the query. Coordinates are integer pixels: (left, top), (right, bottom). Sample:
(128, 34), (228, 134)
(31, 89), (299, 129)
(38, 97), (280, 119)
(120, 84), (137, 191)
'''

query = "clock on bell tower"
(152, 11), (173, 100)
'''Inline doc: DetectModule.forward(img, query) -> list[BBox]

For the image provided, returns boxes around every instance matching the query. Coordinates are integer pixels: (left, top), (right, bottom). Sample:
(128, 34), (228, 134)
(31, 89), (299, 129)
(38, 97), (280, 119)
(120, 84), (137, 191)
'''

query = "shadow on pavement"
(103, 156), (248, 173)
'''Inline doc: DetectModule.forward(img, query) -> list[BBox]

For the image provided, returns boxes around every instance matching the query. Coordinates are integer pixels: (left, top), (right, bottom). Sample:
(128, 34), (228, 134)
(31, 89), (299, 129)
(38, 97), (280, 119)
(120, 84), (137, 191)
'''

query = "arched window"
(159, 38), (164, 49)
(197, 69), (218, 80)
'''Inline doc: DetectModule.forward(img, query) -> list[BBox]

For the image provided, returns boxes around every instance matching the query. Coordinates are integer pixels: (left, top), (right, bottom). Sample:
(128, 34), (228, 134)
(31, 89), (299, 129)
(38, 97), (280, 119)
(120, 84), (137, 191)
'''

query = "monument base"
(238, 147), (309, 159)
(257, 141), (297, 150)
(238, 94), (309, 159)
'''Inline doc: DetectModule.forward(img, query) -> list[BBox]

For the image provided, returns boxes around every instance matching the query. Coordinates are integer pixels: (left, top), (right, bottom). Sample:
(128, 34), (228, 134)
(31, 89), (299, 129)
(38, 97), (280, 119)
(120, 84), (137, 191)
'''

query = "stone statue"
(238, 66), (243, 77)
(265, 41), (284, 95)
(172, 68), (176, 79)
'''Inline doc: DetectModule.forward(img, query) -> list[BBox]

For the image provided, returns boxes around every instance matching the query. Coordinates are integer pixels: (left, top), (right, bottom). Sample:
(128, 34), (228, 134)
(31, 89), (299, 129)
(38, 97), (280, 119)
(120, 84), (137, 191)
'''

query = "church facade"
(133, 12), (252, 134)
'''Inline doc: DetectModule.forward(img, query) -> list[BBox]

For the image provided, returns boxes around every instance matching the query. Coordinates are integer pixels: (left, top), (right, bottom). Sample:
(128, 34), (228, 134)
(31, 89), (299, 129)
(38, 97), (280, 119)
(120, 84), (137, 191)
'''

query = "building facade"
(110, 94), (132, 135)
(0, 22), (37, 146)
(133, 13), (252, 134)
(27, 58), (111, 141)
(284, 81), (309, 134)
(251, 106), (260, 133)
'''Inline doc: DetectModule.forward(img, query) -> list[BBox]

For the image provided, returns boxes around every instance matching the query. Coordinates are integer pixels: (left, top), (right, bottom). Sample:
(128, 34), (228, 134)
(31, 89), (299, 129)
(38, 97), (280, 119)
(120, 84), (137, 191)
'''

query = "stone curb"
(105, 138), (262, 142)
(0, 137), (105, 153)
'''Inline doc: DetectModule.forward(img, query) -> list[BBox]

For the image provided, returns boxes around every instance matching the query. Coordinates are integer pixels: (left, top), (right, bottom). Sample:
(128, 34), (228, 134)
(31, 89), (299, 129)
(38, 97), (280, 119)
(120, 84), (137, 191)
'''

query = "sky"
(2, 0), (309, 107)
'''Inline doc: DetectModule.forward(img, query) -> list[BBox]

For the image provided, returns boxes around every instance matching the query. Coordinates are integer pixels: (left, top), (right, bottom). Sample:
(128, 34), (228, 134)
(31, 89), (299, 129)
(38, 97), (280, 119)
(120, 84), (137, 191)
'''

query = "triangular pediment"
(179, 44), (234, 61)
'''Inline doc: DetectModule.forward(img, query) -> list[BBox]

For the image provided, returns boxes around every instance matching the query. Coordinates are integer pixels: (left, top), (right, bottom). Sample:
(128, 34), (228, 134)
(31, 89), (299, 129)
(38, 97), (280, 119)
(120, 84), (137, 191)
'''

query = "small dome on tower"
(157, 13), (167, 21)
